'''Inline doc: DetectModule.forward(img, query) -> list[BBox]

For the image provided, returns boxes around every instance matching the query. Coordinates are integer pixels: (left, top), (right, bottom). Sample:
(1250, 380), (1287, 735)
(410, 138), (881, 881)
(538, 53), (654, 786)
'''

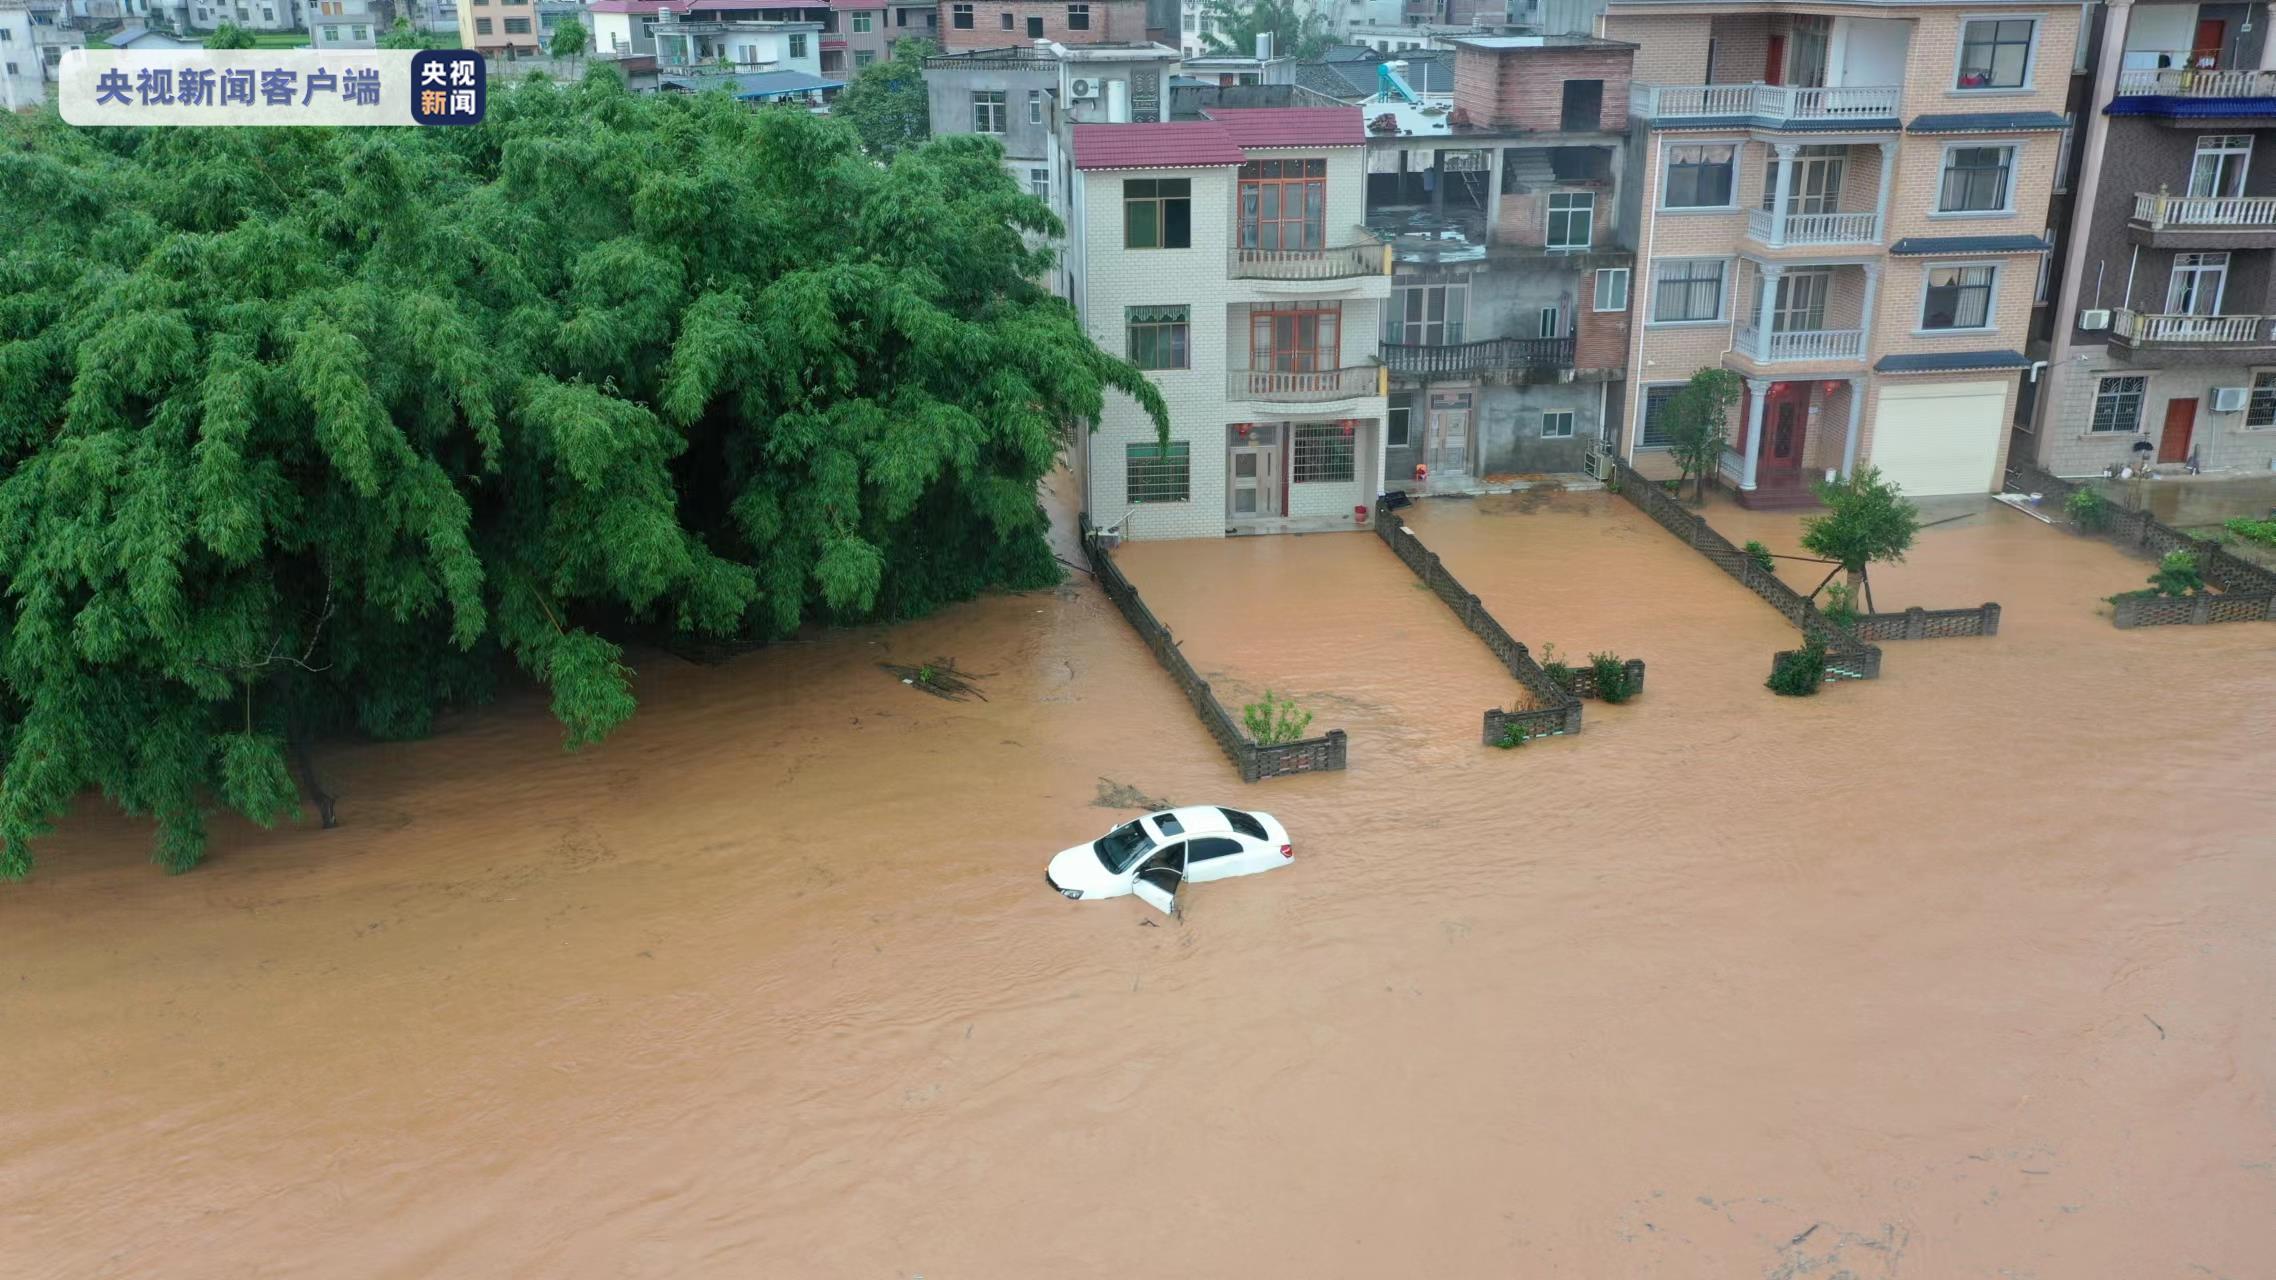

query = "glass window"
(1092, 821), (1156, 872)
(1126, 306), (1190, 370)
(951, 2), (972, 27)
(999, 11), (1013, 28)
(1663, 144), (1735, 208)
(851, 11), (870, 30)
(2248, 372), (2276, 428)
(1124, 178), (1191, 249)
(1546, 192), (1593, 249)
(1029, 167), (1049, 199)
(1938, 146), (2013, 213)
(474, 16), (490, 32)
(788, 33), (805, 56)
(1957, 18), (2035, 90)
(2053, 114), (2076, 194)
(1217, 808), (1267, 839)
(1026, 14), (1042, 35)
(1385, 280), (1465, 346)
(1595, 267), (1630, 312)
(1652, 259), (1725, 323)
(2167, 251), (2229, 315)
(1067, 2), (1089, 29)
(972, 89), (1005, 134)
(1922, 264), (1996, 330)
(1238, 158), (1326, 252)
(1387, 404), (1411, 448)
(1291, 424), (1356, 483)
(1125, 442), (1192, 503)
(2091, 376), (2147, 433)
(855, 50), (875, 67)
(1639, 384), (1684, 447)
(1027, 88), (1042, 123)
(1251, 303), (1340, 371)
(1542, 411), (1575, 438)
(2189, 134), (2252, 199)
(1189, 837), (1243, 861)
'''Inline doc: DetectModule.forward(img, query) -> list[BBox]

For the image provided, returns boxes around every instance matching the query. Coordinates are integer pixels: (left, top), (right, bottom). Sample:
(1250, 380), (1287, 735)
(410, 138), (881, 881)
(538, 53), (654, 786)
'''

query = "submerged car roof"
(1145, 806), (1242, 836)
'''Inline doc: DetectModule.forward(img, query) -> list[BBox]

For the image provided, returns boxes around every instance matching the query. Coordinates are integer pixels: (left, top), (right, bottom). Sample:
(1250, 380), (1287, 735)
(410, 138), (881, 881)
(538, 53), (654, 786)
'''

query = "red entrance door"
(2193, 18), (2226, 67)
(1760, 383), (1809, 477)
(2159, 398), (2197, 464)
(1765, 34), (1786, 84)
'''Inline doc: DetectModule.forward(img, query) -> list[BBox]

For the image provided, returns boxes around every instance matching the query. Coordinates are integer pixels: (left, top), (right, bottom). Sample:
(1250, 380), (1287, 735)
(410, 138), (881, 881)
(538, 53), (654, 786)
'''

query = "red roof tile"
(1072, 122), (1245, 171)
(1202, 107), (1367, 149)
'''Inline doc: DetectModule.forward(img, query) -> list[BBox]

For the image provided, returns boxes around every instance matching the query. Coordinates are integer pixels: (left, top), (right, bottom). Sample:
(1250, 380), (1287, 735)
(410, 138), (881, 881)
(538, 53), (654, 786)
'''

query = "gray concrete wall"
(925, 62), (1055, 162)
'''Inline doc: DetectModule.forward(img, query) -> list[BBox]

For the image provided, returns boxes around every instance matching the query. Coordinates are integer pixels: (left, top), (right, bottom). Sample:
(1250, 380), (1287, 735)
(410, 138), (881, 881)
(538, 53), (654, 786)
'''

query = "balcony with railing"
(2114, 68), (2276, 98)
(1746, 207), (1881, 249)
(1228, 366), (1385, 403)
(1733, 324), (1866, 363)
(1377, 337), (1575, 380)
(2110, 308), (2276, 350)
(1628, 82), (1901, 128)
(1227, 241), (1389, 282)
(2128, 190), (2276, 247)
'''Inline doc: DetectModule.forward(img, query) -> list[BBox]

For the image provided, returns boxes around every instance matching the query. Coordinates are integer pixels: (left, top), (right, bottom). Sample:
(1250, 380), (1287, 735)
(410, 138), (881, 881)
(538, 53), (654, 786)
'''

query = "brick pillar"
(1904, 605), (1926, 639)
(1981, 602), (2001, 636)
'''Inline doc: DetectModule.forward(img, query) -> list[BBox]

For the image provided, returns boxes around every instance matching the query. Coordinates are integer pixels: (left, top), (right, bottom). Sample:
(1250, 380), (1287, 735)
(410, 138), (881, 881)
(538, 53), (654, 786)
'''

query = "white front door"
(1427, 409), (1469, 474)
(1228, 444), (1278, 519)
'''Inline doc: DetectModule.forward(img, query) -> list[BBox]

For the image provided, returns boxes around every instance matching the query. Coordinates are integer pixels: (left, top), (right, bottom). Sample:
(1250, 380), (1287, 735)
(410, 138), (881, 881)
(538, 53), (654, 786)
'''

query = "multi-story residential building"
(310, 0), (377, 46)
(587, 0), (822, 70)
(458, 0), (541, 56)
(206, 0), (303, 28)
(1608, 0), (2074, 505)
(925, 39), (1182, 223)
(1367, 34), (1640, 489)
(1069, 107), (1396, 538)
(939, 0), (1146, 49)
(2032, 0), (2276, 481)
(0, 0), (80, 109)
(593, 0), (929, 67)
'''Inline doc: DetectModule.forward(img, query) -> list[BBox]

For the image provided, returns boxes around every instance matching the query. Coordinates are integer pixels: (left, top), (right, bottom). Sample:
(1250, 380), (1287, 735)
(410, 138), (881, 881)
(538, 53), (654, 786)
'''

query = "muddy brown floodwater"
(4, 482), (2274, 1279)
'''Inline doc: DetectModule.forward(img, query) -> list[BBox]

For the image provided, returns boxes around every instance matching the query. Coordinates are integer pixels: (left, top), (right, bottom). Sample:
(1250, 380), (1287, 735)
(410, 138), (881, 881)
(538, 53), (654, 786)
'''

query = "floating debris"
(879, 657), (991, 701)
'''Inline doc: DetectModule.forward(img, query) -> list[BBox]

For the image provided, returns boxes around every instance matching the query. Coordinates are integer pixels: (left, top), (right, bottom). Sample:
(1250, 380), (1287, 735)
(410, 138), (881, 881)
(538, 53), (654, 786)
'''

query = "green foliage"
(377, 19), (458, 50)
(0, 80), (1165, 877)
(1200, 0), (1333, 58)
(1243, 690), (1313, 746)
(2065, 486), (2115, 532)
(1802, 465), (1920, 582)
(2148, 550), (2208, 597)
(548, 17), (589, 59)
(1766, 635), (1827, 697)
(2224, 516), (2276, 547)
(1536, 641), (1569, 685)
(1586, 652), (1635, 704)
(204, 23), (257, 47)
(1493, 717), (1532, 749)
(1821, 581), (1859, 628)
(1743, 539), (1776, 574)
(1663, 368), (1741, 504)
(832, 39), (934, 161)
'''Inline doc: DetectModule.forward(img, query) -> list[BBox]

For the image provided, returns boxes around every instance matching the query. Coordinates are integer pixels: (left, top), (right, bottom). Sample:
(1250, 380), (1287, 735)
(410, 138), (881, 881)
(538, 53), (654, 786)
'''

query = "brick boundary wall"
(2003, 461), (2276, 630)
(1371, 501), (1609, 746)
(1081, 519), (1347, 781)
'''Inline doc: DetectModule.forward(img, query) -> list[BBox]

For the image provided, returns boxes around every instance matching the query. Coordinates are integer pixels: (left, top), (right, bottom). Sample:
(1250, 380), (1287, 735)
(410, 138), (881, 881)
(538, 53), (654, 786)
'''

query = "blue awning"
(1874, 350), (2032, 374)
(1889, 235), (2053, 256)
(1906, 111), (2070, 133)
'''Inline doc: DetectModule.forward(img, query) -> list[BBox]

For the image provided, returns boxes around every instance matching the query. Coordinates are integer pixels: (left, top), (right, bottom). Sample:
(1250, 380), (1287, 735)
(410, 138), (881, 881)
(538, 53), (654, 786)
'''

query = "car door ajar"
(1130, 843), (1186, 916)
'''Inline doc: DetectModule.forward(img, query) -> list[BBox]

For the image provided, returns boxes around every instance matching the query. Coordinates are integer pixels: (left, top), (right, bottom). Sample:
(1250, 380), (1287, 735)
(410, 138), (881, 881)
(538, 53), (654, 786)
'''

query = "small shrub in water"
(1243, 689), (1314, 746)
(1766, 635), (1827, 697)
(1743, 540), (1777, 574)
(1537, 641), (1572, 685)
(1494, 718), (1532, 749)
(1587, 652), (1636, 704)
(1821, 581), (1860, 629)
(2065, 487), (2115, 532)
(2148, 549), (2208, 597)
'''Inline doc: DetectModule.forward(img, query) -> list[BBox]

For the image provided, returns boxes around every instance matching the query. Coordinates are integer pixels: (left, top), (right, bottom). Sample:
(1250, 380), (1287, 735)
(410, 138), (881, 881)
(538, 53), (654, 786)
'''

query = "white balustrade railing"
(2131, 192), (2276, 228)
(1747, 207), (1881, 245)
(2115, 68), (2276, 97)
(2112, 309), (2273, 344)
(1735, 325), (1866, 362)
(1631, 82), (1899, 121)
(1229, 366), (1383, 401)
(1228, 242), (1387, 280)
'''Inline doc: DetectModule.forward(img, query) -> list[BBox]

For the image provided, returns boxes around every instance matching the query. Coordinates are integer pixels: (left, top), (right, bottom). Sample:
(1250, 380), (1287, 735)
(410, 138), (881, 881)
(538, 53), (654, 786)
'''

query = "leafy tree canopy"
(1802, 465), (1921, 593)
(0, 73), (1164, 877)
(547, 17), (589, 60)
(378, 19), (457, 50)
(203, 23), (257, 48)
(1201, 0), (1334, 60)
(1662, 367), (1740, 505)
(832, 38), (934, 162)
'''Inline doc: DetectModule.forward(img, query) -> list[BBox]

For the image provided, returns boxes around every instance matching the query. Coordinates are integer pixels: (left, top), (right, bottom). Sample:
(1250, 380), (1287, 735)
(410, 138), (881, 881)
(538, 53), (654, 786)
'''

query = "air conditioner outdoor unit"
(1583, 446), (1613, 482)
(2079, 308), (2112, 331)
(2213, 385), (2250, 412)
(1069, 77), (1099, 100)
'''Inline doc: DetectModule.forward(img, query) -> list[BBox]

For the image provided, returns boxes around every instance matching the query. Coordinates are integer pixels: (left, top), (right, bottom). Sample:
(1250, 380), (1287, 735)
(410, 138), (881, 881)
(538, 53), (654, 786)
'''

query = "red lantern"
(1235, 422), (1252, 440)
(1341, 418), (1356, 436)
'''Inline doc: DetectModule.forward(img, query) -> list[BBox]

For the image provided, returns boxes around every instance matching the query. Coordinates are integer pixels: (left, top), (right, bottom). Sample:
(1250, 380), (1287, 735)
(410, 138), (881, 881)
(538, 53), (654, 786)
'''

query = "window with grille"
(1542, 411), (1575, 438)
(1595, 267), (1630, 312)
(951, 2), (972, 26)
(1651, 259), (1725, 323)
(1956, 18), (2035, 90)
(2250, 372), (2276, 428)
(2091, 376), (2146, 433)
(1127, 306), (1190, 370)
(972, 90), (1006, 134)
(1124, 178), (1191, 249)
(503, 16), (528, 31)
(1238, 159), (1326, 252)
(1251, 303), (1340, 371)
(1546, 192), (1593, 249)
(1662, 144), (1735, 208)
(1639, 384), (1683, 447)
(1385, 281), (1464, 346)
(1938, 146), (2013, 213)
(1067, 2), (1089, 28)
(2190, 134), (2253, 197)
(1291, 424), (1356, 483)
(1922, 264), (1996, 330)
(1126, 443), (1191, 503)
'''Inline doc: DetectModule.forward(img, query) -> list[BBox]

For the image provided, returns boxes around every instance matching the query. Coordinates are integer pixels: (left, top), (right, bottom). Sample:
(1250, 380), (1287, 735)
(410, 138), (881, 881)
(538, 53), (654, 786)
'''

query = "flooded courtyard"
(3, 488), (2273, 1279)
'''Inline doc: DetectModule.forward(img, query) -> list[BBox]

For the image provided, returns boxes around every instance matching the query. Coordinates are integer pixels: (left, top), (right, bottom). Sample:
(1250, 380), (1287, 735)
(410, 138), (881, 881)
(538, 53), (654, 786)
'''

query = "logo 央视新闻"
(410, 51), (485, 126)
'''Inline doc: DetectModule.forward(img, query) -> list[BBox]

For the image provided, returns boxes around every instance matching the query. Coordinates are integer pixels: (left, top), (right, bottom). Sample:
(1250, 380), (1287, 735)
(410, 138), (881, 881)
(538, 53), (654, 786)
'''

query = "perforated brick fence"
(2004, 461), (2276, 629)
(1081, 521), (1346, 782)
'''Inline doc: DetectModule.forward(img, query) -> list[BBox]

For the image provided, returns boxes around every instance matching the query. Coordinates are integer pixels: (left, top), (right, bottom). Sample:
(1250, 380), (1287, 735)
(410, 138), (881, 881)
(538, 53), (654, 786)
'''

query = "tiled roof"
(1906, 111), (2070, 133)
(1203, 106), (1366, 148)
(1874, 350), (2032, 374)
(1073, 121), (1247, 170)
(1889, 234), (2053, 256)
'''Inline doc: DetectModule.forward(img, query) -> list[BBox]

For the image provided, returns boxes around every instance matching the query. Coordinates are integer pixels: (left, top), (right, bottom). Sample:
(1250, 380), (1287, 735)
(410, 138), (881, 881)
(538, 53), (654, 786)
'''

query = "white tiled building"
(1070, 107), (1396, 539)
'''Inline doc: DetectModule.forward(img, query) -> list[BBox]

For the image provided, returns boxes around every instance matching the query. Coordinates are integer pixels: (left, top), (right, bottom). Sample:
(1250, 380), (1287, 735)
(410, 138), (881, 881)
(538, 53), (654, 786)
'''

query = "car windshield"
(1218, 808), (1267, 840)
(1093, 821), (1156, 874)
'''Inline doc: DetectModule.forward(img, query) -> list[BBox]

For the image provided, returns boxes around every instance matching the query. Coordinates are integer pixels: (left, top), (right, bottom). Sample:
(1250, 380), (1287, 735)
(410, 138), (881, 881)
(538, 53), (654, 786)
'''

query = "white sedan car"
(1046, 806), (1292, 915)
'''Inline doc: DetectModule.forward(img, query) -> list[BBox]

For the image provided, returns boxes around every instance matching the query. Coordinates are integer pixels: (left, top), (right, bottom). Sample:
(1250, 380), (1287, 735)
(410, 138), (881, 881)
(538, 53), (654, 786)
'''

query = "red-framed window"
(1238, 159), (1326, 252)
(1250, 303), (1341, 372)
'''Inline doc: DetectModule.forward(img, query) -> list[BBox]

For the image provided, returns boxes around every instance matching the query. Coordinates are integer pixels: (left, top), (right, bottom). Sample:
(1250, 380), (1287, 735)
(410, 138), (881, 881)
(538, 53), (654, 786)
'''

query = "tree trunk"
(1847, 566), (1866, 610)
(289, 730), (338, 830)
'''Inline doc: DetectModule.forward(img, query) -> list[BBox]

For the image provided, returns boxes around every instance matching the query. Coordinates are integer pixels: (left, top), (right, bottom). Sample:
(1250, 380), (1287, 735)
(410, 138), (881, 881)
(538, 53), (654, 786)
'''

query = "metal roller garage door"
(1869, 380), (2008, 497)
